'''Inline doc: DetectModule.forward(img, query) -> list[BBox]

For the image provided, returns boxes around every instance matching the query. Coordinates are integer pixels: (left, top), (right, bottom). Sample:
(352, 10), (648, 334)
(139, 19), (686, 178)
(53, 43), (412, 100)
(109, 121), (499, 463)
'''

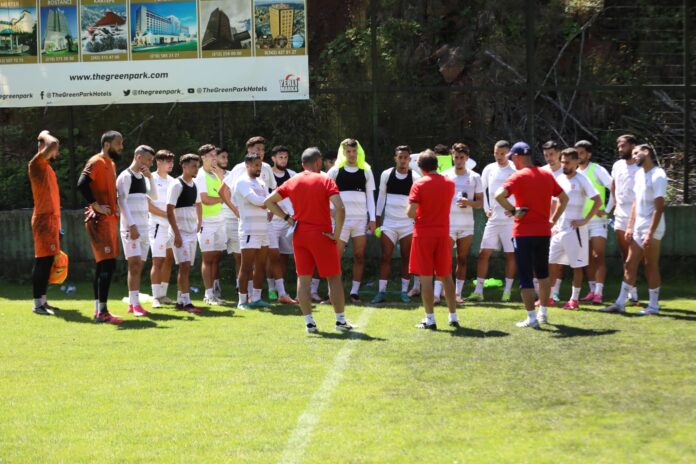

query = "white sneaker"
(335, 321), (355, 331)
(213, 288), (222, 299)
(306, 322), (318, 333)
(601, 303), (626, 314)
(151, 298), (163, 309)
(538, 312), (549, 325)
(204, 296), (225, 306)
(516, 318), (540, 328)
(637, 305), (659, 316)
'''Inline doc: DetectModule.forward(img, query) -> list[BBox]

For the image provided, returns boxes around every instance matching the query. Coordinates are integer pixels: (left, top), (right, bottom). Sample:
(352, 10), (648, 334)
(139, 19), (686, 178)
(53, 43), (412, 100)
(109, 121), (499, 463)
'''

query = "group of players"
(28, 130), (666, 332)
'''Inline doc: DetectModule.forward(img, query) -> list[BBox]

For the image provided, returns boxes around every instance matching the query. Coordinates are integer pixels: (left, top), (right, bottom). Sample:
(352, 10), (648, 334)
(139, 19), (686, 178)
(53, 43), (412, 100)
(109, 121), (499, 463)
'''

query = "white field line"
(278, 308), (375, 464)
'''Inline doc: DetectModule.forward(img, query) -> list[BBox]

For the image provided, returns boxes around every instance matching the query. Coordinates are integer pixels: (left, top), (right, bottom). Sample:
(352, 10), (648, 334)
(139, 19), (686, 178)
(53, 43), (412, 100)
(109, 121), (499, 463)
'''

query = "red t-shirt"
(276, 171), (340, 233)
(28, 154), (60, 217)
(408, 173), (455, 238)
(502, 166), (563, 237)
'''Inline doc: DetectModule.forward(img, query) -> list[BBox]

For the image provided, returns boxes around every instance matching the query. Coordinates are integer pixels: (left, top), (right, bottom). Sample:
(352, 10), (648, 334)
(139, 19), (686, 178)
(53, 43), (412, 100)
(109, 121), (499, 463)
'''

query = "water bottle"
(191, 287), (200, 294)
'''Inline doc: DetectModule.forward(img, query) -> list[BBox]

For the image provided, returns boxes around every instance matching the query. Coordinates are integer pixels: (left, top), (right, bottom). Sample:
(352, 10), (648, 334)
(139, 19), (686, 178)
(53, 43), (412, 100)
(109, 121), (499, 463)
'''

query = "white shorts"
(480, 222), (514, 253)
(634, 223), (665, 247)
(549, 225), (590, 268)
(588, 219), (608, 239)
(450, 225), (474, 242)
(340, 218), (367, 243)
(380, 220), (414, 244)
(240, 233), (270, 250)
(121, 227), (150, 261)
(613, 214), (630, 232)
(269, 221), (294, 254)
(149, 222), (172, 259)
(226, 218), (240, 254)
(198, 221), (227, 253)
(172, 234), (197, 265)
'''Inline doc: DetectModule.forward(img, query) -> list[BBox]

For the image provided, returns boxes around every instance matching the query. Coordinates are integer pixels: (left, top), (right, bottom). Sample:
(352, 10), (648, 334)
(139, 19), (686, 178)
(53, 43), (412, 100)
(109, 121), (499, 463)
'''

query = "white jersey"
(167, 177), (201, 236)
(229, 160), (276, 195)
(611, 159), (640, 216)
(149, 172), (176, 227)
(326, 165), (377, 221)
(634, 166), (667, 232)
(481, 161), (516, 225)
(233, 174), (269, 236)
(271, 168), (297, 225)
(220, 169), (237, 220)
(556, 172), (599, 230)
(117, 168), (154, 232)
(541, 163), (563, 178)
(195, 167), (225, 225)
(376, 167), (420, 226)
(443, 168), (483, 229)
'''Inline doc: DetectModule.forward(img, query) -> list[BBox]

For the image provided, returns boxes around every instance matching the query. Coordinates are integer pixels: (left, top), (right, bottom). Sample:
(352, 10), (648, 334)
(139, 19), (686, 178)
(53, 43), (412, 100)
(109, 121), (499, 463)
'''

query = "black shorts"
(513, 236), (551, 289)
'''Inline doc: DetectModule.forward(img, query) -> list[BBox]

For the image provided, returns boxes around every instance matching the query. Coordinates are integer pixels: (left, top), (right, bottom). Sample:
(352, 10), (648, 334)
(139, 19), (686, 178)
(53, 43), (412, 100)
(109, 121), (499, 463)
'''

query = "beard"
(108, 147), (122, 161)
(620, 151), (633, 160)
(637, 156), (646, 167)
(563, 168), (573, 175)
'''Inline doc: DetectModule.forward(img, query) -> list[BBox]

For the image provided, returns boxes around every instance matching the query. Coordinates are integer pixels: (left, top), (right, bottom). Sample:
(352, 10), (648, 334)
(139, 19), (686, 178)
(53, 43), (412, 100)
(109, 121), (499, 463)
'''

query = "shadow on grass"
(147, 312), (193, 322)
(53, 309), (164, 330)
(52, 309), (93, 324)
(650, 311), (696, 322)
(365, 303), (420, 311)
(200, 308), (237, 318)
(550, 323), (619, 338)
(261, 305), (304, 316)
(449, 327), (510, 338)
(312, 330), (386, 342)
(117, 320), (165, 330)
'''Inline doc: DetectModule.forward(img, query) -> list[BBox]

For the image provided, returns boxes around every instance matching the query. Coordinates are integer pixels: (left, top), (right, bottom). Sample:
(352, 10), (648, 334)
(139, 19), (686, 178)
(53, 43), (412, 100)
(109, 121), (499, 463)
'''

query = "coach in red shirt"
(407, 149), (459, 330)
(495, 142), (568, 328)
(265, 147), (354, 334)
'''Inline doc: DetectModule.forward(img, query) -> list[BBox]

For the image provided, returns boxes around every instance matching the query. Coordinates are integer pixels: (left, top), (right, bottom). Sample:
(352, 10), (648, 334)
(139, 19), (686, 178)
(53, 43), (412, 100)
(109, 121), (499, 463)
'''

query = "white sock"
(311, 278), (320, 295)
(434, 281), (443, 297)
(335, 312), (346, 323)
(151, 284), (161, 299)
(630, 286), (638, 301)
(475, 277), (484, 294)
(236, 278), (240, 290)
(455, 279), (465, 296)
(252, 288), (262, 302)
(275, 279), (286, 297)
(448, 312), (458, 322)
(238, 293), (248, 304)
(528, 309), (539, 321)
(616, 281), (630, 306)
(161, 282), (169, 297)
(571, 286), (580, 301)
(426, 313), (436, 324)
(304, 314), (315, 325)
(213, 280), (221, 292)
(94, 300), (100, 313)
(533, 278), (540, 295)
(267, 279), (276, 291)
(412, 276), (420, 290)
(648, 287), (660, 308)
(504, 278), (514, 293)
(553, 279), (562, 296)
(205, 288), (214, 299)
(34, 298), (42, 309)
(41, 295), (47, 305)
(595, 283), (604, 296)
(589, 281), (596, 293)
(401, 278), (409, 293)
(351, 281), (361, 295)
(129, 290), (140, 306)
(177, 290), (182, 304)
(182, 293), (191, 305)
(378, 280), (387, 292)
(247, 281), (253, 296)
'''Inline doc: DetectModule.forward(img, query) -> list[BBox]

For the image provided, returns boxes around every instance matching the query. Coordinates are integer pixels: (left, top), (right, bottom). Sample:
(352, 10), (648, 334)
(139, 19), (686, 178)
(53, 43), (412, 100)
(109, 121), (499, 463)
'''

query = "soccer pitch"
(1, 282), (694, 463)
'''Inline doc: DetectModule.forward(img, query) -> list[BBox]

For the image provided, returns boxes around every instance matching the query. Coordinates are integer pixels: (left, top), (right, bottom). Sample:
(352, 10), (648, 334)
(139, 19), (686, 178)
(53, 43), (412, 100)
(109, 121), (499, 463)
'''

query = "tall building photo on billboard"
(131, 2), (197, 52)
(254, 1), (304, 50)
(41, 7), (78, 54)
(0, 8), (37, 56)
(202, 7), (250, 50)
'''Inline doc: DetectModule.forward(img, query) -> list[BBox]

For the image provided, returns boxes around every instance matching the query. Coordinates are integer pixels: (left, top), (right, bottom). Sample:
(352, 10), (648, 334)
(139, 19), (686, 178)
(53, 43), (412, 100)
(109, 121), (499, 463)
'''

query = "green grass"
(0, 281), (694, 463)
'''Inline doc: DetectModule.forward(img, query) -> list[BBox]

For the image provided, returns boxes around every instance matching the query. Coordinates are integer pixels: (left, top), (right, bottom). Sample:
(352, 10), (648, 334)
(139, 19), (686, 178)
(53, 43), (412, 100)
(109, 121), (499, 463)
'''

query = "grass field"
(0, 280), (694, 463)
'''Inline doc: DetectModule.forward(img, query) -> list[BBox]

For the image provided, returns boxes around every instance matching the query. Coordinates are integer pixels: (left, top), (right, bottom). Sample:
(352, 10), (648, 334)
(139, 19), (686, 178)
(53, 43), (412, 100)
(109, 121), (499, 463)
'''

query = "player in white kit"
(541, 140), (565, 302)
(549, 148), (601, 311)
(603, 145), (666, 315)
(117, 145), (157, 317)
(267, 145), (299, 304)
(467, 140), (516, 302)
(441, 143), (483, 304)
(149, 149), (177, 308)
(610, 134), (641, 305)
(327, 138), (377, 303)
(371, 145), (420, 304)
(575, 140), (613, 304)
(233, 154), (272, 310)
(215, 147), (240, 299)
